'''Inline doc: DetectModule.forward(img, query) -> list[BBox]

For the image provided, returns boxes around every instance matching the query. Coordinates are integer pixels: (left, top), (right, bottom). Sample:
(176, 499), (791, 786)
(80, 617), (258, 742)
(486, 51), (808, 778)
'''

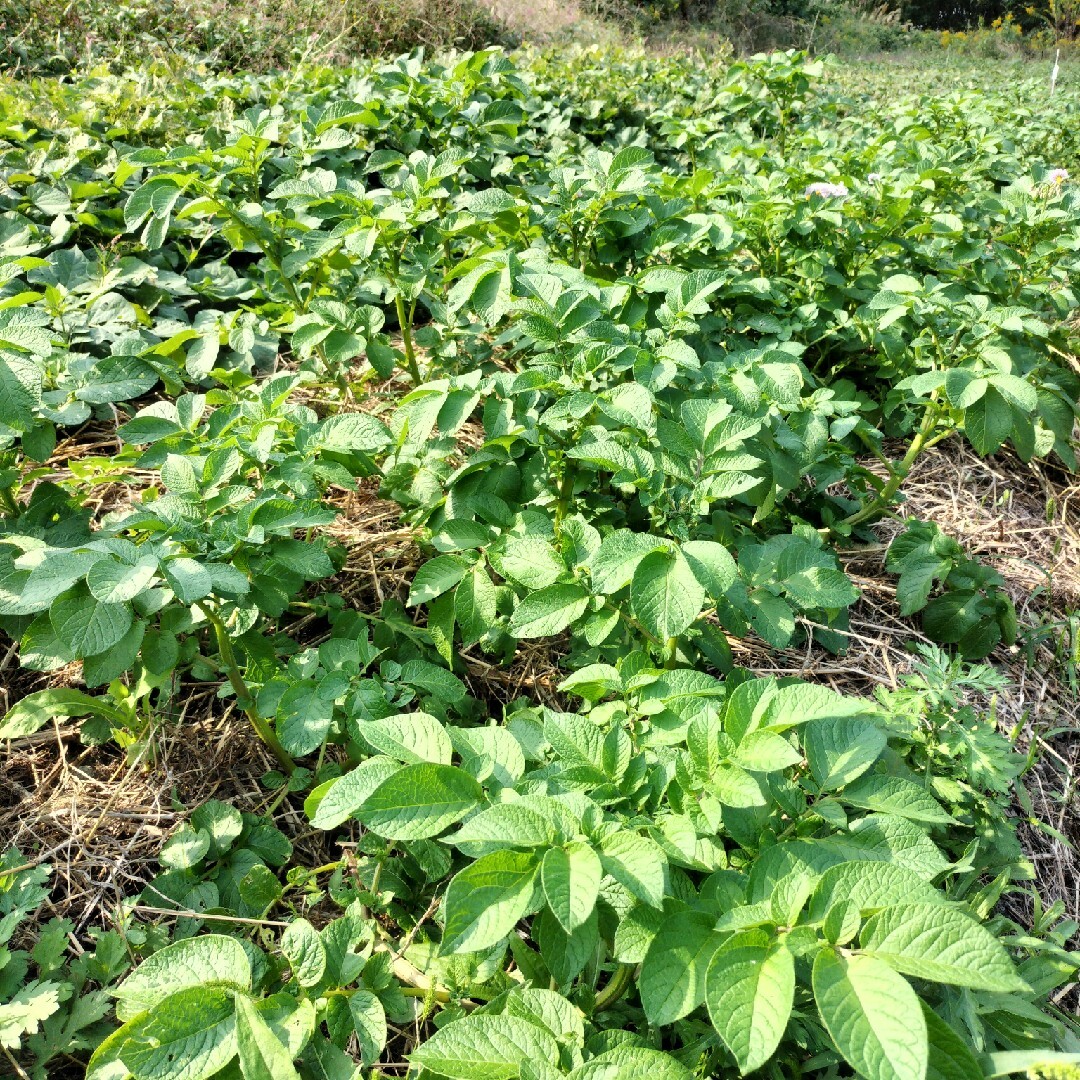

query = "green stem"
(593, 963), (634, 1012)
(664, 636), (679, 669)
(554, 461), (577, 531)
(199, 605), (295, 775)
(395, 294), (421, 385)
(839, 398), (944, 531)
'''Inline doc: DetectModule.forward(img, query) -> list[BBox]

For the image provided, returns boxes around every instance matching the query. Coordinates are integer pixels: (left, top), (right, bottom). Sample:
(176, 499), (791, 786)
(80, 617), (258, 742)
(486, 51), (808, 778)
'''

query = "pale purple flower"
(805, 182), (849, 200)
(867, 172), (883, 183)
(1047, 168), (1069, 185)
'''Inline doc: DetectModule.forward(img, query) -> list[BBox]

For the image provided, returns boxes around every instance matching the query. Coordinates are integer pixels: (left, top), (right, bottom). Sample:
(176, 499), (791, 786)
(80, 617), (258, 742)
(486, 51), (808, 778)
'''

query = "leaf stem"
(395, 294), (422, 385)
(198, 604), (295, 774)
(838, 397), (944, 531)
(593, 963), (635, 1012)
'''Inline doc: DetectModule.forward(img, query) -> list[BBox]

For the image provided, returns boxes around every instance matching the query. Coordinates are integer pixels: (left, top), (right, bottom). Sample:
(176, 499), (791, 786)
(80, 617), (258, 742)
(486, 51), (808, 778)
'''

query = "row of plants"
(0, 46), (1078, 1079)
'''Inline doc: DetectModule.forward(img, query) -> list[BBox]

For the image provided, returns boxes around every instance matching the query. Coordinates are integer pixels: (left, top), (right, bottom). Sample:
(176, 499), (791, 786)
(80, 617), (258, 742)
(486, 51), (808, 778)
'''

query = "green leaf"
(732, 731), (801, 773)
(50, 584), (133, 658)
(782, 567), (859, 609)
(570, 1047), (695, 1080)
(356, 712), (453, 765)
(639, 912), (720, 1026)
(0, 355), (42, 432)
(861, 903), (1029, 991)
(281, 919), (327, 988)
(508, 583), (590, 639)
(163, 558), (213, 604)
(499, 539), (567, 590)
(964, 385), (1012, 456)
(923, 1005), (984, 1080)
(536, 908), (598, 986)
(840, 774), (955, 824)
(358, 763), (483, 840)
(119, 985), (238, 1080)
(408, 555), (472, 607)
(411, 1014), (560, 1080)
(631, 549), (704, 642)
(804, 716), (887, 791)
(0, 688), (111, 740)
(681, 540), (738, 599)
(456, 565), (498, 646)
(599, 831), (666, 908)
(348, 990), (386, 1068)
(541, 843), (603, 933)
(308, 757), (400, 830)
(86, 556), (157, 604)
(586, 530), (665, 594)
(812, 950), (927, 1080)
(235, 993), (301, 1080)
(809, 861), (942, 920)
(111, 934), (252, 1022)
(276, 681), (334, 756)
(447, 798), (575, 855)
(706, 942), (794, 1075)
(441, 850), (541, 955)
(315, 412), (392, 453)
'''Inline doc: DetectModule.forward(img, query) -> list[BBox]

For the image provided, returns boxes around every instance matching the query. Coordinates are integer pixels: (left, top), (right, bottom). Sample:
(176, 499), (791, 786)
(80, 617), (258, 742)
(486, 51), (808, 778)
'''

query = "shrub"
(0, 0), (514, 76)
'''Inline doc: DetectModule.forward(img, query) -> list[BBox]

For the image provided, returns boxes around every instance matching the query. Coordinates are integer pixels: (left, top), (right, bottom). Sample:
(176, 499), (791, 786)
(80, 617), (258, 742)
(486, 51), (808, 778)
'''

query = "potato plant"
(0, 45), (1079, 1080)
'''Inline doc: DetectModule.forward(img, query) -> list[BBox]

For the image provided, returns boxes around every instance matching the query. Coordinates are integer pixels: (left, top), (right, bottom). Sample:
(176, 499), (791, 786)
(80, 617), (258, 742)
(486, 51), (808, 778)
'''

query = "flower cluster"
(804, 181), (849, 200)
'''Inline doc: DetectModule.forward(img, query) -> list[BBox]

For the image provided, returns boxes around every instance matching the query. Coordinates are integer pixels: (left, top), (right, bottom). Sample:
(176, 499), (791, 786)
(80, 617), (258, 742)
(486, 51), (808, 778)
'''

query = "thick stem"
(839, 399), (944, 531)
(593, 963), (635, 1012)
(554, 461), (577, 531)
(395, 294), (422, 385)
(200, 605), (295, 774)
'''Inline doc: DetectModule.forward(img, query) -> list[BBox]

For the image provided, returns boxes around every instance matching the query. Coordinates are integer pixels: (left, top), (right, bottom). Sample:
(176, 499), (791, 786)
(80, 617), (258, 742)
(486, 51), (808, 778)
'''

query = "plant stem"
(593, 963), (634, 1012)
(838, 398), (944, 531)
(555, 461), (577, 531)
(199, 605), (296, 774)
(664, 636), (679, 669)
(395, 293), (421, 385)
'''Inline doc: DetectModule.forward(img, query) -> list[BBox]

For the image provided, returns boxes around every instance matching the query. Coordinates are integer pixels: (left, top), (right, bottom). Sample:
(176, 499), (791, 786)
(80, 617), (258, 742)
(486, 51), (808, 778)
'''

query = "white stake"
(1051, 48), (1060, 96)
